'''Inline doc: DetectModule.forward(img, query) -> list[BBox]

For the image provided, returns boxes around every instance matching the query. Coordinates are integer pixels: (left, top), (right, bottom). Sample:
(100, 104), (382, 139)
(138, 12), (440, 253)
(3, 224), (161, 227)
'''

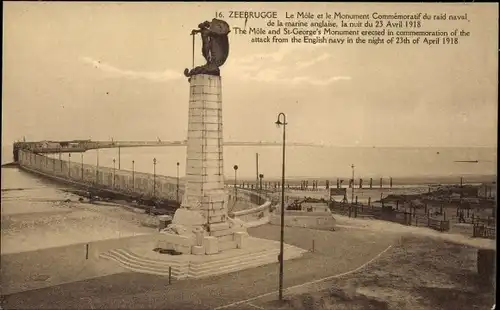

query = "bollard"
(169, 266), (172, 285)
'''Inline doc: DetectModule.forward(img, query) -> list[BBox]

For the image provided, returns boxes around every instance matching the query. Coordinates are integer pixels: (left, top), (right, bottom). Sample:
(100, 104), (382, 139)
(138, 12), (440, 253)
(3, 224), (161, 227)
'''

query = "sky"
(2, 2), (498, 147)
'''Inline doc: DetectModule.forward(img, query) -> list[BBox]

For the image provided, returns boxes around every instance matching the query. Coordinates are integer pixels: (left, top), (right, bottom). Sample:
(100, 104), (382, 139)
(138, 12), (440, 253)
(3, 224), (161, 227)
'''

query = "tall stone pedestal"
(162, 74), (247, 254)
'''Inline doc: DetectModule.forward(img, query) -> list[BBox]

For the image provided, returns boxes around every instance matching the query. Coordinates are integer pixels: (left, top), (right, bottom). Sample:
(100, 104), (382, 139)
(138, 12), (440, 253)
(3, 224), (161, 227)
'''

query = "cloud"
(296, 53), (331, 69)
(80, 57), (183, 82)
(225, 44), (350, 86)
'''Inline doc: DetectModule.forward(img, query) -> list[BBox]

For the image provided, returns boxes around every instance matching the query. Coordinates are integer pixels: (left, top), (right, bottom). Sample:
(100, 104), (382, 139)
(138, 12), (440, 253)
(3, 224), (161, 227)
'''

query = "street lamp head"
(153, 158), (157, 164)
(177, 162), (180, 166)
(132, 160), (135, 164)
(233, 165), (238, 171)
(259, 174), (264, 179)
(275, 112), (287, 127)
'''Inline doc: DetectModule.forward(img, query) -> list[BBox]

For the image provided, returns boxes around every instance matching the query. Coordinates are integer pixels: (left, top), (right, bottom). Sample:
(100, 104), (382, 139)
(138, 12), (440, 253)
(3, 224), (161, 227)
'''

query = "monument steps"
(99, 245), (306, 279)
(99, 250), (188, 279)
(188, 246), (306, 278)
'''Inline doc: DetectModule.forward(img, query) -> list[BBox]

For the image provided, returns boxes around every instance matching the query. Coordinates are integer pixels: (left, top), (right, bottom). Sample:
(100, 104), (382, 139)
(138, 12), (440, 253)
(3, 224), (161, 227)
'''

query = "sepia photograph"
(1, 2), (497, 309)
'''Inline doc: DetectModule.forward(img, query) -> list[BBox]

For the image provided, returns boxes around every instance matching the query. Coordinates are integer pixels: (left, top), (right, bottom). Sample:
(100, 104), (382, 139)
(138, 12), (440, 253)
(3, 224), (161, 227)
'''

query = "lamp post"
(113, 158), (116, 188)
(233, 165), (239, 201)
(81, 153), (84, 180)
(351, 164), (355, 204)
(96, 149), (100, 185)
(153, 158), (157, 198)
(176, 162), (180, 203)
(259, 173), (264, 204)
(68, 153), (72, 178)
(275, 112), (287, 302)
(132, 160), (135, 190)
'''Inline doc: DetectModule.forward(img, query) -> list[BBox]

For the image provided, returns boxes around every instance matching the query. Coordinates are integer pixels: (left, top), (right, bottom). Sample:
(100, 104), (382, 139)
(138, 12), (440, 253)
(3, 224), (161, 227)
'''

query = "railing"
(329, 201), (451, 231)
(427, 217), (450, 232)
(17, 149), (182, 202)
(473, 224), (496, 239)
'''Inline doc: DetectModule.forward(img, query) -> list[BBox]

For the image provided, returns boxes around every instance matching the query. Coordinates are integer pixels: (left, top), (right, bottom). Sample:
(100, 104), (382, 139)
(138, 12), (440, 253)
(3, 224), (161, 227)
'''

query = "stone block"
(210, 228), (233, 237)
(174, 244), (192, 254)
(192, 245), (205, 255)
(172, 208), (205, 227)
(234, 231), (249, 249)
(204, 236), (219, 255)
(209, 222), (230, 231)
(158, 233), (194, 247)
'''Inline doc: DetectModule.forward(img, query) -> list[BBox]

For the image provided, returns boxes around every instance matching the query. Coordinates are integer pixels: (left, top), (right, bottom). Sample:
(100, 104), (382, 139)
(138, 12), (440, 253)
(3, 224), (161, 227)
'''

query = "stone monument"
(161, 18), (248, 255)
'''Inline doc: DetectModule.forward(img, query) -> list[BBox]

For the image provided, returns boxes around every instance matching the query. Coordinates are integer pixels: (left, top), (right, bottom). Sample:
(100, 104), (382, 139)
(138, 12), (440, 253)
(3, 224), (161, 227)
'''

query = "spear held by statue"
(184, 18), (231, 78)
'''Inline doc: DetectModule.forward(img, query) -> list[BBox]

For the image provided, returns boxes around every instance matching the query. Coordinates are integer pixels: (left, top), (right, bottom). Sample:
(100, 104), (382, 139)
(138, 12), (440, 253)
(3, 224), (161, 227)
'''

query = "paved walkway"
(2, 225), (398, 309)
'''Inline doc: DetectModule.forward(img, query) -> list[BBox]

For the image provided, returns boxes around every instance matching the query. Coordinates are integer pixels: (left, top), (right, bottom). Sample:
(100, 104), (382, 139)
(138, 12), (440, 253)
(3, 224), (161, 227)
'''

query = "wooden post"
(86, 244), (89, 260)
(359, 178), (363, 189)
(390, 177), (393, 188)
(369, 178), (373, 189)
(368, 197), (371, 207)
(312, 239), (315, 253)
(396, 200), (399, 210)
(169, 266), (172, 285)
(444, 211), (446, 221)
(380, 177), (383, 188)
(355, 196), (358, 204)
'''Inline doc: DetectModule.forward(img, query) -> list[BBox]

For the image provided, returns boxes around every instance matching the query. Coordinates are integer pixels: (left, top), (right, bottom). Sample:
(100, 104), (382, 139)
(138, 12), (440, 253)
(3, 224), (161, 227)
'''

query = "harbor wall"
(17, 150), (183, 202)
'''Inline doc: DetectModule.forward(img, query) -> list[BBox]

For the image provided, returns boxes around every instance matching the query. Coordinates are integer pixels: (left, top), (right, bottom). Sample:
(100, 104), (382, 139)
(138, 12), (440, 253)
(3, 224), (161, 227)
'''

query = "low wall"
(17, 150), (183, 202)
(232, 201), (272, 217)
(269, 213), (336, 231)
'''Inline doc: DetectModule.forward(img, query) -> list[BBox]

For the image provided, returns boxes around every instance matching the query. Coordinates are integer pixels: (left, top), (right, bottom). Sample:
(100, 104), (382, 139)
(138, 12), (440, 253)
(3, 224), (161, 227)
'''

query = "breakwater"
(17, 150), (183, 203)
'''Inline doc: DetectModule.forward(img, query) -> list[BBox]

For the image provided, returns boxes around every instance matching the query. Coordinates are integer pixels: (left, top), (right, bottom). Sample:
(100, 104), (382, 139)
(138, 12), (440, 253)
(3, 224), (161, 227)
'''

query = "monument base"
(159, 208), (248, 255)
(100, 236), (307, 280)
